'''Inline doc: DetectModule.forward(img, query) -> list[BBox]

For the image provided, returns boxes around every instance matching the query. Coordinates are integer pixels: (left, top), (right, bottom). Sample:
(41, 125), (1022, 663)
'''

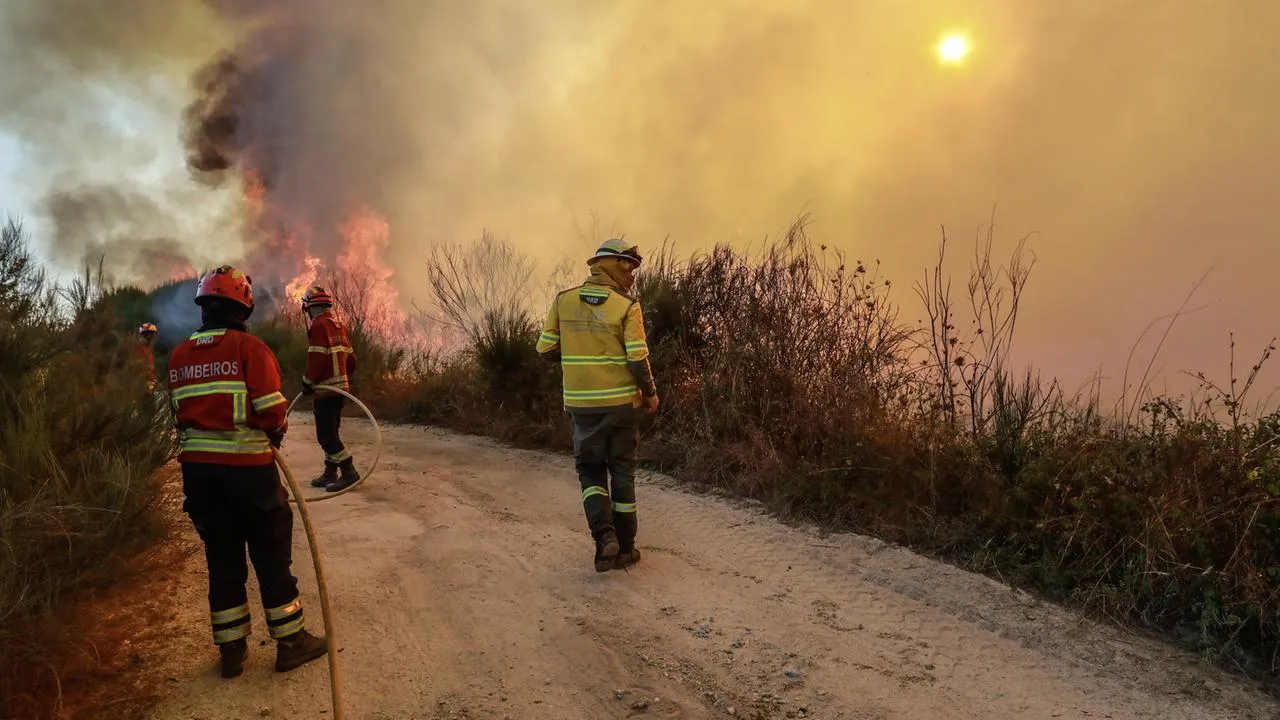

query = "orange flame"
(334, 206), (409, 338)
(167, 261), (199, 283)
(285, 255), (322, 308)
(240, 169), (412, 345)
(242, 168), (312, 285)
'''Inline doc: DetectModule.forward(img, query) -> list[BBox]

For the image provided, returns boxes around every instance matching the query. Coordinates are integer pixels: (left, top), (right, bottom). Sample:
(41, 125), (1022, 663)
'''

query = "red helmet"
(137, 322), (157, 336)
(195, 265), (254, 309)
(301, 285), (334, 311)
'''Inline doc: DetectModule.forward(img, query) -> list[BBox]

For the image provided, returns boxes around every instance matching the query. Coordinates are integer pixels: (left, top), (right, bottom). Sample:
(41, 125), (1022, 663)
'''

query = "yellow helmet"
(588, 238), (642, 266)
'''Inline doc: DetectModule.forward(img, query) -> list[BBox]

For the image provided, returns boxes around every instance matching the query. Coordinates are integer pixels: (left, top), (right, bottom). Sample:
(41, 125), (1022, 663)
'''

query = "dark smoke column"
(179, 8), (353, 296)
(182, 41), (299, 290)
(178, 0), (417, 328)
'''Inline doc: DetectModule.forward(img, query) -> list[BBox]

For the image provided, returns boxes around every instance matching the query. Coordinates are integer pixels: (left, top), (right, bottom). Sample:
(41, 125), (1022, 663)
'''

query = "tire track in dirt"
(147, 418), (1278, 720)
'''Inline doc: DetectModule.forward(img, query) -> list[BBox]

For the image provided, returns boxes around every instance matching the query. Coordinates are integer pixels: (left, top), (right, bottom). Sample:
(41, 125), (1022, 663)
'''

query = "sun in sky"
(936, 32), (970, 65)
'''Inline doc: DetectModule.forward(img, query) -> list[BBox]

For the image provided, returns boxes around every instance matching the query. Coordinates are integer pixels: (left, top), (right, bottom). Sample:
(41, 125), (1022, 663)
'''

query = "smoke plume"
(40, 182), (239, 285)
(0, 0), (235, 288)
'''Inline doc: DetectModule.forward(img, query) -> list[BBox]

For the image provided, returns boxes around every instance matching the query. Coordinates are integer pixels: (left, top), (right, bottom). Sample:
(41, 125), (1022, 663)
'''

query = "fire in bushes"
(180, 10), (408, 341)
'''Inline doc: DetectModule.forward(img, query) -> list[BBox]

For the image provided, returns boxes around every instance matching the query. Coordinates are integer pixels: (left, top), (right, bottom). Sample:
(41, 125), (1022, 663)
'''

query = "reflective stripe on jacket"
(306, 313), (355, 393)
(536, 282), (653, 411)
(167, 328), (288, 466)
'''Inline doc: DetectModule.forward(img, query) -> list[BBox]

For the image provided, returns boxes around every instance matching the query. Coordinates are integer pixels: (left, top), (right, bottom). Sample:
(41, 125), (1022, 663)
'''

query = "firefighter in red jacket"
(168, 265), (328, 679)
(300, 286), (360, 492)
(137, 322), (158, 391)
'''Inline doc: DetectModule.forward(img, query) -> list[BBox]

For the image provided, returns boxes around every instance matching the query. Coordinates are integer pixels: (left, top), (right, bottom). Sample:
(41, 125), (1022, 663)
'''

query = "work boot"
(594, 530), (620, 573)
(274, 629), (329, 673)
(219, 638), (248, 679)
(614, 546), (641, 570)
(310, 465), (338, 489)
(325, 459), (360, 493)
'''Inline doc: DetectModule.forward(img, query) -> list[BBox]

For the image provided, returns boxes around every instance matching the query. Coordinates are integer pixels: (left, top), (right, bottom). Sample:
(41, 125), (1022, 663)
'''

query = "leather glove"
(301, 378), (315, 396)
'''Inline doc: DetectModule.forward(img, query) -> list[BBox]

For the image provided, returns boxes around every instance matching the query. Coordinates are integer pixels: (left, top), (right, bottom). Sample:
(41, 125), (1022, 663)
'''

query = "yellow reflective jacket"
(536, 279), (656, 412)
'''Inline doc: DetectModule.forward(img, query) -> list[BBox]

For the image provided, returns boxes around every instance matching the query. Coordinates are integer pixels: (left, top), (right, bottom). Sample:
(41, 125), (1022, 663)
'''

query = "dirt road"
(149, 415), (1278, 720)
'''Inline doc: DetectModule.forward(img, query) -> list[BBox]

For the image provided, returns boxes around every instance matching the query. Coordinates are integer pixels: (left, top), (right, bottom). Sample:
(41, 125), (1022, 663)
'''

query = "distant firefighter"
(537, 238), (659, 573)
(136, 322), (158, 391)
(299, 286), (360, 492)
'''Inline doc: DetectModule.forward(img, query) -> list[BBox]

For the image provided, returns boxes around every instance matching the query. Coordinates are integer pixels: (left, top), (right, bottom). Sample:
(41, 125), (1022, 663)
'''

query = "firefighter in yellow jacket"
(537, 238), (659, 572)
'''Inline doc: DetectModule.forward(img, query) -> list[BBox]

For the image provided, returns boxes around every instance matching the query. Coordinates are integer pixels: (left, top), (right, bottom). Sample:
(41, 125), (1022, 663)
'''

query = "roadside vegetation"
(344, 216), (1280, 686)
(6, 205), (1275, 718)
(0, 218), (178, 717)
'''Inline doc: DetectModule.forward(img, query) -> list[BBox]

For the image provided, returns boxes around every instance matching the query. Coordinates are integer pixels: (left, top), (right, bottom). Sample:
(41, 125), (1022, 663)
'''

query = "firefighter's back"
(168, 328), (277, 467)
(316, 313), (351, 345)
(306, 312), (355, 392)
(554, 283), (640, 410)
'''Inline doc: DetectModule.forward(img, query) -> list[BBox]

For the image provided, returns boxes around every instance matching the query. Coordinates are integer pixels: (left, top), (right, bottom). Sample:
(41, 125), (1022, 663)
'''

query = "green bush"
(0, 218), (177, 710)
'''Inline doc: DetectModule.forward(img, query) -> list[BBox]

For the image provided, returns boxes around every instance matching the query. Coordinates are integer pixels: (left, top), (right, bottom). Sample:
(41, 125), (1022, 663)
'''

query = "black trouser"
(314, 394), (351, 470)
(181, 461), (306, 645)
(571, 409), (640, 549)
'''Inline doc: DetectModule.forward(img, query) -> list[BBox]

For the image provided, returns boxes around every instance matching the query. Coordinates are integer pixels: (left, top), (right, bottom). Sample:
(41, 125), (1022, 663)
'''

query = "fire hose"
(283, 386), (384, 503)
(273, 448), (345, 720)
(265, 386), (384, 720)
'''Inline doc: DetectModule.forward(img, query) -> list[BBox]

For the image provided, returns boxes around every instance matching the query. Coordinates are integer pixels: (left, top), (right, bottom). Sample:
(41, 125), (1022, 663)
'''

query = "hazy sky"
(1, 1), (1278, 400)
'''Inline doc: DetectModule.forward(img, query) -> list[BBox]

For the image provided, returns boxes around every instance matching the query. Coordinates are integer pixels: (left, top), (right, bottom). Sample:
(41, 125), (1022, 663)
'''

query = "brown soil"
(1, 468), (200, 720)
(57, 416), (1280, 719)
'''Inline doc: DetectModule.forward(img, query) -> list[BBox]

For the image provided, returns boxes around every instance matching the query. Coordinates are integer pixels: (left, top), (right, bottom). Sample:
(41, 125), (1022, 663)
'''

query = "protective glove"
(301, 378), (315, 396)
(267, 426), (286, 449)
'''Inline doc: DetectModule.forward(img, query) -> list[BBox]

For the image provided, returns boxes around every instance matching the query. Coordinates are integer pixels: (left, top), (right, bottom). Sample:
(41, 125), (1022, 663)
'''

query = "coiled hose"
(283, 387), (383, 503)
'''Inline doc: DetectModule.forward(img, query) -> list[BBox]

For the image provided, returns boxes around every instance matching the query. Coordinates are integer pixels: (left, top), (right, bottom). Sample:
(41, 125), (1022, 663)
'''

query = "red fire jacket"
(305, 313), (356, 394)
(136, 341), (156, 386)
(167, 327), (289, 466)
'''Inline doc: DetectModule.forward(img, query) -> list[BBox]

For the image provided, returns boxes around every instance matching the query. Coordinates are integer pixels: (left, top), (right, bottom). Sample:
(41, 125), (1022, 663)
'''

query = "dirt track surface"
(149, 415), (1279, 720)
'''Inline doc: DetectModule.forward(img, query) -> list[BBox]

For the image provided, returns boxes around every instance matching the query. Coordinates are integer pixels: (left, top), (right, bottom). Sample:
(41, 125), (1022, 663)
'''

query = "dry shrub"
(0, 218), (179, 716)
(387, 216), (1280, 685)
